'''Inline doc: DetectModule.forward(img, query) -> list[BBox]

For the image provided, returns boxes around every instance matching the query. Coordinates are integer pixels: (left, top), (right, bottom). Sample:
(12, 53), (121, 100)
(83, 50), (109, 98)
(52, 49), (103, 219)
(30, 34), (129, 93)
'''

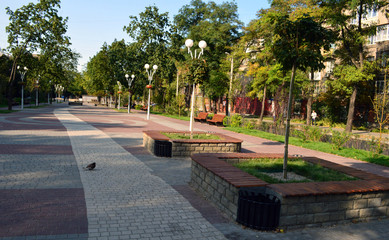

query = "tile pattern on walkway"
(0, 106), (88, 239)
(2, 105), (389, 239)
(71, 107), (389, 240)
(54, 108), (226, 240)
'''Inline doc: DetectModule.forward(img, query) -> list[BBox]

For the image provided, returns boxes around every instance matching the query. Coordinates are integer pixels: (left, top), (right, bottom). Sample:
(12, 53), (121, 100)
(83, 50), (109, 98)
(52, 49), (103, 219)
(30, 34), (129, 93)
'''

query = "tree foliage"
(5, 0), (76, 109)
(321, 0), (389, 131)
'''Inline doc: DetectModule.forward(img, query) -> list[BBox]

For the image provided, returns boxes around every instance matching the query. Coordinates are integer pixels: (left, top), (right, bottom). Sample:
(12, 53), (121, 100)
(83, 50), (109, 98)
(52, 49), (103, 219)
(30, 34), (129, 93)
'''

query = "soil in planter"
(234, 158), (358, 184)
(161, 132), (221, 140)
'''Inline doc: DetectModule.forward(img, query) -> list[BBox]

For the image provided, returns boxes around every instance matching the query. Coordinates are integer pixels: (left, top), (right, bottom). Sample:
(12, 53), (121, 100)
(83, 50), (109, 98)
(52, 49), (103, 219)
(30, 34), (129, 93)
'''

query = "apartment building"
(314, 6), (389, 95)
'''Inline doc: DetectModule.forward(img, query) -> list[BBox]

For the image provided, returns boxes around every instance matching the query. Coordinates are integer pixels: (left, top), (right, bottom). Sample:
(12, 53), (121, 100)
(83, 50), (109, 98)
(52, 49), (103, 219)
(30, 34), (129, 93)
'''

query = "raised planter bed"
(143, 131), (242, 157)
(190, 153), (389, 230)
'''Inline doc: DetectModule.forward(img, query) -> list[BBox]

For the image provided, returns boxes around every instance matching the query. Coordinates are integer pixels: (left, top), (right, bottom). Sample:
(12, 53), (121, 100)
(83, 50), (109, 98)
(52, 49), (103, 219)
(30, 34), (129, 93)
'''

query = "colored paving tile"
(0, 144), (72, 154)
(0, 188), (87, 238)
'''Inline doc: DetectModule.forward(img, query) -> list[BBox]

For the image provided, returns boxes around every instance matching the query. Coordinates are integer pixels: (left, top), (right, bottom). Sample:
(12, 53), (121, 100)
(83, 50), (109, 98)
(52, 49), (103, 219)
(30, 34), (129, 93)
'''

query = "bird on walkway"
(85, 162), (96, 170)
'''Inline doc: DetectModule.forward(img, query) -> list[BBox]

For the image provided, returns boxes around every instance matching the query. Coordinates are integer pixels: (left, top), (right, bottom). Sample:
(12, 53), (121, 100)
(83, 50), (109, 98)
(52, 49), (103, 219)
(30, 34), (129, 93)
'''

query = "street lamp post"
(185, 39), (207, 135)
(117, 81), (122, 110)
(145, 64), (158, 120)
(54, 84), (64, 103)
(105, 89), (108, 106)
(35, 77), (40, 106)
(125, 74), (135, 114)
(17, 66), (28, 110)
(48, 80), (51, 104)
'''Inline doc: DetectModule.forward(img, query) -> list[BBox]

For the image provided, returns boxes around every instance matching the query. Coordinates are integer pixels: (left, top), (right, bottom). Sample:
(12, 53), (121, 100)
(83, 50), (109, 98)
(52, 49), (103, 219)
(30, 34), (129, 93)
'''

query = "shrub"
(293, 126), (309, 142)
(330, 129), (351, 150)
(292, 125), (325, 143)
(243, 119), (255, 130)
(223, 116), (230, 126)
(230, 114), (243, 127)
(369, 136), (384, 157)
(308, 126), (325, 142)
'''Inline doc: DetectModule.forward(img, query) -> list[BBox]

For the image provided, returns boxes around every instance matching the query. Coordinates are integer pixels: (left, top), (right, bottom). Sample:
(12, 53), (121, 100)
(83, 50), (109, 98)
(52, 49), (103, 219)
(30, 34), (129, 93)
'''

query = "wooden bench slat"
(194, 112), (208, 122)
(207, 114), (225, 126)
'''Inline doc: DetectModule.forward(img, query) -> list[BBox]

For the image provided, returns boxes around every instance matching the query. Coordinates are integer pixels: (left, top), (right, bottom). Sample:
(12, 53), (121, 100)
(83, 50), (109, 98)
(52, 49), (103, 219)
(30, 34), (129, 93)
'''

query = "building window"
(325, 61), (335, 73)
(368, 24), (389, 44)
(376, 24), (389, 42)
(365, 7), (377, 18)
(309, 71), (321, 80)
(351, 6), (378, 25)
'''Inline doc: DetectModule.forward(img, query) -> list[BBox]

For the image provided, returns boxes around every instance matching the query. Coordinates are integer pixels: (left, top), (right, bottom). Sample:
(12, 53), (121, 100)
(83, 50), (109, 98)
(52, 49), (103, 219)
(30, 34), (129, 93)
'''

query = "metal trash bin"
(237, 188), (281, 231)
(154, 140), (172, 157)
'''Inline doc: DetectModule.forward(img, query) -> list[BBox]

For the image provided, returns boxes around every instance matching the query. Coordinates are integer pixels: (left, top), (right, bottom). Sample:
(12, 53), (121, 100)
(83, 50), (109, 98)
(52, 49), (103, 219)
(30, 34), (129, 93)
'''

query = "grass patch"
(234, 158), (357, 183)
(162, 132), (221, 140)
(151, 111), (191, 121)
(225, 126), (389, 167)
(115, 108), (130, 113)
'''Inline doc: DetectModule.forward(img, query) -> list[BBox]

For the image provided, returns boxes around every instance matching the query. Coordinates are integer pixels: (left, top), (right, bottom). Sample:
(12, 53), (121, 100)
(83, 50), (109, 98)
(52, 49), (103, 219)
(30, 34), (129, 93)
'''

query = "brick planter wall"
(143, 131), (242, 157)
(190, 153), (389, 230)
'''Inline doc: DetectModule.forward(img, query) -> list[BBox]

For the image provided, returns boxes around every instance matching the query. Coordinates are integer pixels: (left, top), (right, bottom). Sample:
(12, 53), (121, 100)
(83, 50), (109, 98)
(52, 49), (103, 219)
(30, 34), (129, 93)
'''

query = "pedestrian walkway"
(54, 108), (225, 240)
(1, 105), (389, 240)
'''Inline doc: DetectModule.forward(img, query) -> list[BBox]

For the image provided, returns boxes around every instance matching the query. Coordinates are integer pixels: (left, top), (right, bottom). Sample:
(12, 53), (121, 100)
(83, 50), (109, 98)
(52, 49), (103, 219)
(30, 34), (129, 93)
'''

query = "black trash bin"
(237, 187), (281, 231)
(154, 140), (172, 157)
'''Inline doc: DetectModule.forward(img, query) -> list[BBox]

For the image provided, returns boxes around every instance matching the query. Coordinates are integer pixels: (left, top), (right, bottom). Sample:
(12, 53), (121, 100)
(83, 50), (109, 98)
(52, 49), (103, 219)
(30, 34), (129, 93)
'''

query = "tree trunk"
(345, 2), (363, 133)
(306, 69), (314, 125)
(7, 60), (18, 110)
(225, 98), (229, 117)
(259, 85), (267, 123)
(283, 62), (297, 179)
(202, 91), (207, 112)
(306, 95), (312, 125)
(346, 86), (357, 132)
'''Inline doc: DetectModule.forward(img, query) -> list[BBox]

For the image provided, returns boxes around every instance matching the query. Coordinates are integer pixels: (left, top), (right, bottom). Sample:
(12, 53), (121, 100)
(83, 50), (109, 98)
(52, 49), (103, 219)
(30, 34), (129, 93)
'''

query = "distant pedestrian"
(311, 110), (317, 125)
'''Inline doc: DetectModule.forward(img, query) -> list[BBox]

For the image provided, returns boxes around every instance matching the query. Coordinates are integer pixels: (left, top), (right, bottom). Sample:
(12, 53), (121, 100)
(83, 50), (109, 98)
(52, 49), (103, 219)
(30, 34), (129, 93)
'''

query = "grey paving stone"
(55, 108), (227, 240)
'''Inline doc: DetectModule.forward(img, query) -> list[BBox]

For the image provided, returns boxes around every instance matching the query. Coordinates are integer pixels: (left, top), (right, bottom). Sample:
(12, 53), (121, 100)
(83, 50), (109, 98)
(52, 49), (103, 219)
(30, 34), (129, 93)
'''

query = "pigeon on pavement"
(85, 162), (96, 170)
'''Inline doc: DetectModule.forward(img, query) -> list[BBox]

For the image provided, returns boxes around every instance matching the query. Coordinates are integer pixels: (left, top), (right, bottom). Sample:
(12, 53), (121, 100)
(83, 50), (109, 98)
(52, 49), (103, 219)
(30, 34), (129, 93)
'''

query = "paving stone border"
(143, 130), (242, 157)
(190, 153), (389, 230)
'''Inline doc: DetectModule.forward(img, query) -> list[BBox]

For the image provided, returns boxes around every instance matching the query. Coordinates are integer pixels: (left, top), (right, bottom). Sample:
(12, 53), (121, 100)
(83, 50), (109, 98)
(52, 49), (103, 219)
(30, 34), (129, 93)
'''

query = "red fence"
(233, 97), (271, 116)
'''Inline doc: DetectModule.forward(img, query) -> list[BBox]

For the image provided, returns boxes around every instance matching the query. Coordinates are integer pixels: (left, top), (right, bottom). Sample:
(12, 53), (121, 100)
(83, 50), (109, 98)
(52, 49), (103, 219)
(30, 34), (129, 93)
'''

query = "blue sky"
(0, 0), (270, 71)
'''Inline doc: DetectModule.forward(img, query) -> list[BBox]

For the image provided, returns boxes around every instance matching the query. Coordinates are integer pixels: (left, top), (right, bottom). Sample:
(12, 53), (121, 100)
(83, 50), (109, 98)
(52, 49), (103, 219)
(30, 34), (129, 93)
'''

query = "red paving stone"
(0, 144), (73, 155)
(3, 105), (389, 238)
(0, 188), (88, 238)
(0, 113), (66, 131)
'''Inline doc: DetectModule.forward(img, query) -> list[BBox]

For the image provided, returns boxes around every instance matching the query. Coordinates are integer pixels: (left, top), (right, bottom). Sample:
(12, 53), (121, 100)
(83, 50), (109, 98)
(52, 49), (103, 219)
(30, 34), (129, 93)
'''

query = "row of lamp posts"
(16, 38), (207, 131)
(132, 38), (207, 129)
(54, 84), (64, 103)
(18, 66), (66, 108)
(17, 66), (40, 107)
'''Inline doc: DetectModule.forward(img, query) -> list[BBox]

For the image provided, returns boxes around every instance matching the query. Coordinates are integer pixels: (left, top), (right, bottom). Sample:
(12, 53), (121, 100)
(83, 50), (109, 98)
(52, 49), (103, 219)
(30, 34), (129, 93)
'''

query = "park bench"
(141, 106), (148, 111)
(194, 112), (208, 123)
(207, 114), (225, 126)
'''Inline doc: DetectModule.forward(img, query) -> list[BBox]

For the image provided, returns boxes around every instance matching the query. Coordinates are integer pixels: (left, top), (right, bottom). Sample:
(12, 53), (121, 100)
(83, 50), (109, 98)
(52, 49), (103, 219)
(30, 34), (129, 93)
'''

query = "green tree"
(5, 0), (74, 110)
(321, 0), (389, 132)
(204, 70), (227, 113)
(240, 7), (276, 123)
(174, 0), (243, 110)
(371, 61), (389, 155)
(124, 6), (176, 107)
(269, 0), (333, 178)
(0, 54), (13, 105)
